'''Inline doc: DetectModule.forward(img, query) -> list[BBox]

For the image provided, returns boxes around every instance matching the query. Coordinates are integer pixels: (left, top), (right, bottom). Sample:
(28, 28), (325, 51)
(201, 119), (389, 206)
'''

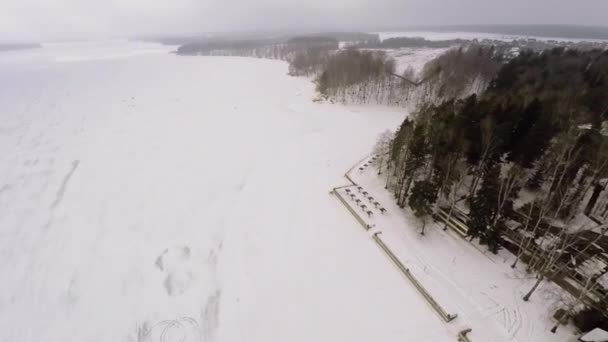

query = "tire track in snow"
(50, 160), (79, 209)
(201, 239), (223, 342)
(346, 159), (518, 342)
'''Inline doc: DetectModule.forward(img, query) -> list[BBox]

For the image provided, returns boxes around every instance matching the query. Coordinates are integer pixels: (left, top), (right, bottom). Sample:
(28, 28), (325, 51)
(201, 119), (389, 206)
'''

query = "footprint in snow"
(155, 246), (195, 296)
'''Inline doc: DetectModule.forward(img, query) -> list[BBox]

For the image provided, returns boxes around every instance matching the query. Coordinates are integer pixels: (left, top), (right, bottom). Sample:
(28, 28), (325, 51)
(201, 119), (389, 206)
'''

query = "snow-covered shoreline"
(331, 155), (579, 342)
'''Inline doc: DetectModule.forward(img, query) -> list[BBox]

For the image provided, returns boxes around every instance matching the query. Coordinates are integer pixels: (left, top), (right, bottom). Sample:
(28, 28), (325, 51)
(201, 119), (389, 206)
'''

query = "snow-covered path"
(0, 42), (454, 341)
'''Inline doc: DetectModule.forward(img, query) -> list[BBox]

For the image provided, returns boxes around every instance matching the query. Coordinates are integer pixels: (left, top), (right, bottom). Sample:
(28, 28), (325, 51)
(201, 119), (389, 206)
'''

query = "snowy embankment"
(333, 158), (580, 342)
(0, 41), (459, 341)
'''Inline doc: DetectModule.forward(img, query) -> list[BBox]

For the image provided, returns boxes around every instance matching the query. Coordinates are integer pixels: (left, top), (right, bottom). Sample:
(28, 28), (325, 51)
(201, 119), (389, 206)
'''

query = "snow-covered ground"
(385, 47), (451, 76)
(0, 41), (467, 341)
(335, 159), (581, 342)
(359, 47), (449, 77)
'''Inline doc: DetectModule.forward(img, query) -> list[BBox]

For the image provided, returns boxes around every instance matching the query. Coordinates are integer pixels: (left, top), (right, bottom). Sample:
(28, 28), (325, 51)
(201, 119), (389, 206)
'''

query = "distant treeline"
(176, 38), (288, 56)
(357, 35), (608, 54)
(356, 37), (466, 49)
(168, 32), (377, 46)
(295, 32), (378, 43)
(176, 35), (342, 76)
(381, 25), (608, 41)
(174, 32), (381, 76)
(175, 31), (378, 57)
(0, 43), (41, 52)
(434, 24), (608, 41)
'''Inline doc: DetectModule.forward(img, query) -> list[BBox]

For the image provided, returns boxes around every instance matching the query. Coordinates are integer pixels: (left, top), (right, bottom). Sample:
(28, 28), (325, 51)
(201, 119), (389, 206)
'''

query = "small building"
(580, 328), (608, 342)
(585, 179), (608, 223)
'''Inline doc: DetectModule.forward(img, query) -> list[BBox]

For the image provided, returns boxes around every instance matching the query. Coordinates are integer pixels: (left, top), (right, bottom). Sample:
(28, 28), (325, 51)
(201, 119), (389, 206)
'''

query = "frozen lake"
(0, 41), (459, 341)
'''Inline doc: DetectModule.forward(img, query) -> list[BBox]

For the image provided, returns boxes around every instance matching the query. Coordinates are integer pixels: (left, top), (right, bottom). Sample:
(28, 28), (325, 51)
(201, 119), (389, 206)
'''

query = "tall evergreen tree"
(390, 118), (413, 163)
(483, 219), (505, 254)
(398, 123), (427, 207)
(526, 167), (545, 191)
(408, 179), (438, 235)
(467, 162), (501, 243)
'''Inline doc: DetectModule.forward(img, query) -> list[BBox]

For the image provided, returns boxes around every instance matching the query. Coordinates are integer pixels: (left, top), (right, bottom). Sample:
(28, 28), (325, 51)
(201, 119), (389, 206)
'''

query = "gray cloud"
(1, 0), (607, 42)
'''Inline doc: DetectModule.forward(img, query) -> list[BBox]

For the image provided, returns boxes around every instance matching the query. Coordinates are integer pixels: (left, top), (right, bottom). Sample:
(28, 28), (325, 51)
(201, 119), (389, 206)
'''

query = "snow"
(581, 328), (608, 342)
(358, 39), (452, 78)
(577, 256), (608, 280)
(360, 47), (450, 77)
(578, 123), (593, 130)
(0, 39), (173, 65)
(505, 220), (522, 231)
(385, 47), (450, 76)
(338, 159), (579, 342)
(0, 41), (462, 341)
(569, 214), (604, 233)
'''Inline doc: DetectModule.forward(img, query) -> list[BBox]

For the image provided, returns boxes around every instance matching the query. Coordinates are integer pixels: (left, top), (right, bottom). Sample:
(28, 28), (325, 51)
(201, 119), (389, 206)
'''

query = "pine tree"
(399, 123), (427, 207)
(408, 179), (438, 235)
(467, 162), (500, 243)
(526, 167), (544, 190)
(507, 98), (542, 161)
(390, 118), (413, 162)
(483, 218), (505, 254)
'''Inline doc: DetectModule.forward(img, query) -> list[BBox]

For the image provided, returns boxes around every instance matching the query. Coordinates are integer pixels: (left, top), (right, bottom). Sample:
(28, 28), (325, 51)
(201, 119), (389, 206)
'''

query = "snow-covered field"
(0, 41), (468, 341)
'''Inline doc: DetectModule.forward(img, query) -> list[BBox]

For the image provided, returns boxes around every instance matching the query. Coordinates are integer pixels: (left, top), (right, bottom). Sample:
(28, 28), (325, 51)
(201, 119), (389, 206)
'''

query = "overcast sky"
(2, 0), (608, 42)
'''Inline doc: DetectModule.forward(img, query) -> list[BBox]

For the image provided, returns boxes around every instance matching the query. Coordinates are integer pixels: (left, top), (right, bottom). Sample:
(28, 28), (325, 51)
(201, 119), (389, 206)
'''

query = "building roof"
(578, 256), (608, 279)
(581, 328), (608, 342)
(598, 271), (608, 289)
